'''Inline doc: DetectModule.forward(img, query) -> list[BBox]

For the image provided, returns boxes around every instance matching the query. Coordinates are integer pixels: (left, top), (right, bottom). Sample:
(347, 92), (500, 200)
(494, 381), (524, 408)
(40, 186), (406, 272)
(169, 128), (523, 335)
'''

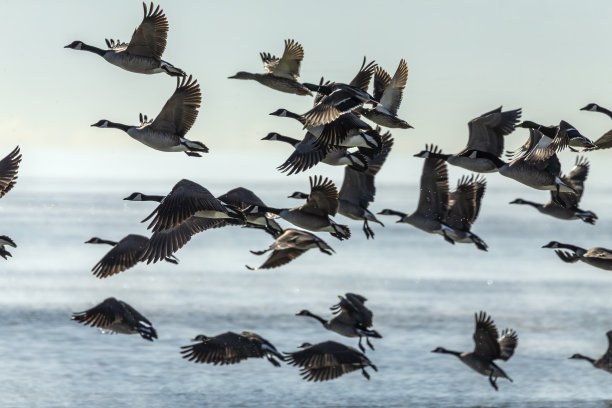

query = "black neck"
(257, 205), (282, 215)
(472, 150), (506, 168)
(301, 310), (327, 325)
(281, 110), (304, 123)
(513, 199), (541, 209)
(553, 242), (584, 253)
(106, 121), (132, 133)
(572, 354), (596, 364)
(89, 238), (117, 246)
(436, 348), (461, 357)
(273, 134), (301, 146)
(596, 106), (612, 119)
(81, 43), (106, 57)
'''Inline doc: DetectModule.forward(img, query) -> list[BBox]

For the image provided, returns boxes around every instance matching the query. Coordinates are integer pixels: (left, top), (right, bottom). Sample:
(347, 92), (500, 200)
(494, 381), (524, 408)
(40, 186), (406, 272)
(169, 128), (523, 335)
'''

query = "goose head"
(64, 40), (84, 50)
(515, 120), (541, 129)
(228, 71), (253, 80)
(269, 108), (289, 117)
(191, 334), (210, 342)
(413, 149), (431, 158)
(509, 198), (527, 205)
(91, 119), (109, 128)
(431, 347), (449, 353)
(580, 103), (599, 111)
(262, 132), (281, 141)
(542, 241), (561, 249)
(288, 191), (308, 199)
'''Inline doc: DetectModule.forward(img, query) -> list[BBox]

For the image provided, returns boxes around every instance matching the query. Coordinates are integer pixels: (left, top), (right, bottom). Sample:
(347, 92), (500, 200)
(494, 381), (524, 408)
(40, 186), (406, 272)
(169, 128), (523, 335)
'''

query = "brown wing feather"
(472, 311), (501, 359)
(0, 146), (21, 199)
(91, 235), (149, 278)
(301, 176), (339, 217)
(151, 75), (201, 136)
(180, 332), (254, 365)
(126, 2), (168, 60)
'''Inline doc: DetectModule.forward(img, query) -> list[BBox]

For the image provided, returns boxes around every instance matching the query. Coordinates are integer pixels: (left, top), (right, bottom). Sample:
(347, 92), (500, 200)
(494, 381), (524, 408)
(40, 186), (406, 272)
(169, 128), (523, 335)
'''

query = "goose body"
(181, 331), (284, 366)
(72, 297), (157, 341)
(125, 179), (245, 263)
(246, 228), (334, 270)
(217, 187), (283, 237)
(542, 241), (612, 271)
(85, 235), (178, 278)
(432, 311), (518, 391)
(359, 59), (412, 129)
(570, 331), (612, 374)
(414, 107), (521, 173)
(296, 293), (381, 352)
(510, 156), (597, 224)
(65, 3), (184, 76)
(255, 176), (350, 240)
(91, 75), (207, 156)
(284, 340), (377, 381)
(229, 39), (311, 95)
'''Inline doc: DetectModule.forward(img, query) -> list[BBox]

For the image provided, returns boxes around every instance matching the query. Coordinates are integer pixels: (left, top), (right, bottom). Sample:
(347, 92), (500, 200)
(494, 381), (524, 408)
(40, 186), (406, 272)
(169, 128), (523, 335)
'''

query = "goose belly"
(279, 210), (332, 231)
(363, 110), (409, 129)
(339, 201), (366, 221)
(499, 165), (556, 190)
(194, 210), (230, 219)
(106, 322), (138, 335)
(103, 52), (162, 74)
(256, 75), (310, 94)
(460, 354), (509, 379)
(583, 257), (612, 271)
(126, 128), (183, 151)
(447, 156), (498, 173)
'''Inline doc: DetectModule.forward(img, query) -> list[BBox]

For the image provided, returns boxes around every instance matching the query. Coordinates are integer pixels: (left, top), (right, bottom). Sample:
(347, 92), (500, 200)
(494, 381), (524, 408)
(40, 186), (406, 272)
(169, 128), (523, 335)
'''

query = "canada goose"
(358, 59), (412, 129)
(432, 311), (518, 391)
(542, 241), (612, 271)
(181, 331), (284, 366)
(517, 120), (594, 159)
(217, 187), (283, 237)
(580, 103), (612, 150)
(378, 146), (455, 244)
(125, 180), (246, 263)
(296, 293), (381, 352)
(252, 176), (351, 240)
(569, 331), (612, 374)
(284, 341), (377, 381)
(0, 235), (16, 260)
(91, 75), (208, 156)
(510, 156), (597, 224)
(262, 132), (367, 175)
(300, 58), (378, 127)
(0, 146), (21, 199)
(413, 107), (521, 173)
(466, 129), (576, 200)
(228, 39), (311, 95)
(65, 2), (184, 76)
(85, 235), (178, 278)
(443, 175), (488, 251)
(246, 228), (334, 270)
(269, 106), (379, 151)
(72, 297), (157, 341)
(337, 130), (394, 239)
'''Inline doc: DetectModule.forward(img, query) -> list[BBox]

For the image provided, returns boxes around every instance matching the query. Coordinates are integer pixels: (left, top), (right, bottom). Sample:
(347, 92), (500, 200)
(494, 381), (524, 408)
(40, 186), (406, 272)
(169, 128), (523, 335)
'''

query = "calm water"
(1, 153), (612, 407)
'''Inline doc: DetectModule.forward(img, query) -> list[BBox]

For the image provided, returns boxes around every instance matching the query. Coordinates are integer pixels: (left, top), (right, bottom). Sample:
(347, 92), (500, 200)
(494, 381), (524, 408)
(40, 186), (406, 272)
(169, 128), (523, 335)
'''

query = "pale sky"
(2, 1), (612, 182)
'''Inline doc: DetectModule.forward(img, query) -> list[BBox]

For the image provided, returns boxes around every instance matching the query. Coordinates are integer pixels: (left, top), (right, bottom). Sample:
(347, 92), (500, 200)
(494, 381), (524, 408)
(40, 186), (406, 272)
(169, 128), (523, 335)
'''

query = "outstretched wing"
(151, 75), (201, 136)
(126, 2), (168, 60)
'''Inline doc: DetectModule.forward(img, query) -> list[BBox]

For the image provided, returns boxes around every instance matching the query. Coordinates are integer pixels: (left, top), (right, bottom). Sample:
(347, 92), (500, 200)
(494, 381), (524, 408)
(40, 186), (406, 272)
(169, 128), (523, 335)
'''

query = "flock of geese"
(1, 1), (612, 388)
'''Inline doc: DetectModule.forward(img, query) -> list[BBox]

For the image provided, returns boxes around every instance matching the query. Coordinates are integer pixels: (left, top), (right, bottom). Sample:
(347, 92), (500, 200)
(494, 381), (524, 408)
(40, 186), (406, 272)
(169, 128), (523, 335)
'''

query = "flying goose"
(337, 130), (394, 239)
(262, 132), (367, 175)
(246, 228), (334, 270)
(413, 106), (521, 172)
(580, 103), (612, 150)
(432, 311), (518, 391)
(516, 120), (594, 160)
(466, 129), (576, 201)
(269, 106), (380, 151)
(228, 39), (311, 95)
(181, 331), (284, 366)
(124, 180), (246, 263)
(0, 235), (16, 260)
(217, 187), (283, 237)
(0, 146), (21, 199)
(284, 341), (377, 381)
(358, 59), (412, 129)
(510, 156), (597, 224)
(296, 293), (381, 352)
(85, 235), (178, 278)
(72, 297), (157, 341)
(65, 2), (184, 76)
(542, 241), (612, 271)
(252, 176), (351, 240)
(299, 58), (378, 128)
(91, 75), (208, 156)
(569, 331), (612, 374)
